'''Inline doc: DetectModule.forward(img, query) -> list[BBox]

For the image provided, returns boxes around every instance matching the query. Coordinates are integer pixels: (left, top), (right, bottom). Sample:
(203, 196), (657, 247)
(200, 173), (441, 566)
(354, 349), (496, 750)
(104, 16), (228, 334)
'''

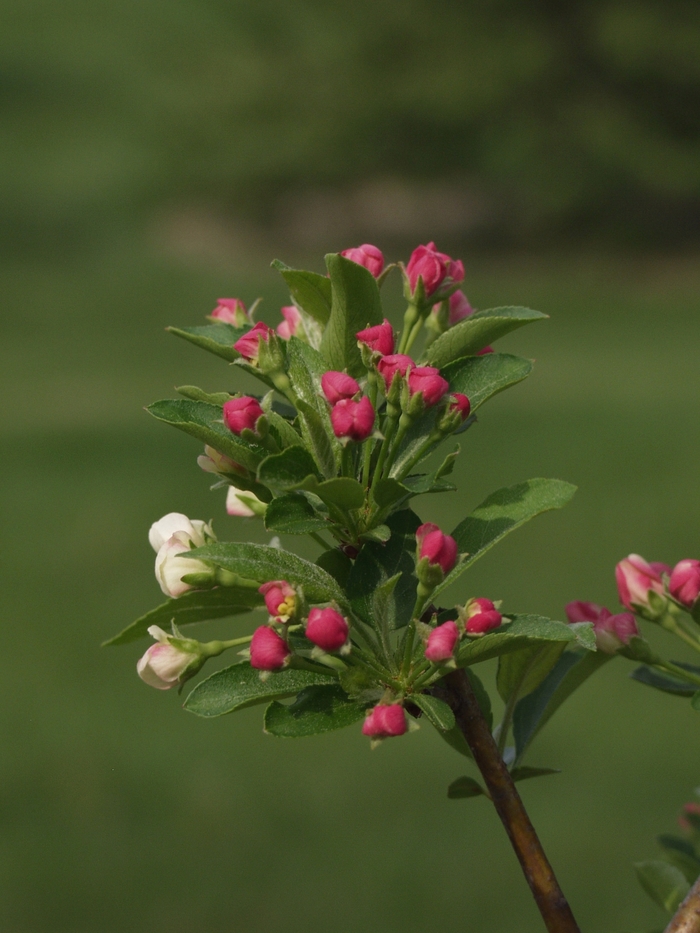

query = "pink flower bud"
(463, 597), (502, 634)
(259, 580), (297, 622)
(376, 353), (413, 391)
(477, 346), (494, 356)
(416, 523), (458, 575)
(340, 244), (384, 278)
(233, 321), (273, 363)
(406, 242), (464, 297)
(615, 554), (668, 611)
(210, 298), (249, 326)
(449, 394), (471, 421)
(432, 290), (474, 326)
(356, 319), (395, 357)
(330, 396), (375, 442)
(407, 366), (449, 407)
(305, 607), (349, 652)
(670, 559), (700, 609)
(362, 704), (407, 738)
(321, 371), (361, 405)
(137, 625), (200, 690)
(223, 396), (265, 435)
(425, 619), (460, 662)
(565, 601), (638, 653)
(679, 802), (700, 832)
(276, 305), (302, 340)
(250, 626), (290, 671)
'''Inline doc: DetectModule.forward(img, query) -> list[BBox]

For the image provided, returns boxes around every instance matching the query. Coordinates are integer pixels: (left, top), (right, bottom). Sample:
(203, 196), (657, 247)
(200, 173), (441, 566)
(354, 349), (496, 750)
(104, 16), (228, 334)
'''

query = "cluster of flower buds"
(148, 512), (216, 598)
(321, 371), (376, 442)
(423, 599), (504, 663)
(405, 242), (465, 301)
(565, 601), (639, 653)
(616, 553), (700, 618)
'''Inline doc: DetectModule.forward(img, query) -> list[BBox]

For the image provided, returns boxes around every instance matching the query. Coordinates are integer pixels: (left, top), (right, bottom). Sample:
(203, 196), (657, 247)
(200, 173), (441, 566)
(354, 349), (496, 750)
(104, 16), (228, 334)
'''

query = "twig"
(664, 877), (700, 933)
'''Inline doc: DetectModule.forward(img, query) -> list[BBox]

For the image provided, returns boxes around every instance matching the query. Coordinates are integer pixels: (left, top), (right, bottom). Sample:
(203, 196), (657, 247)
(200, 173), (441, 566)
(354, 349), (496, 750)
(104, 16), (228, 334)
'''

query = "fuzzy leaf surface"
(412, 694), (455, 731)
(264, 494), (329, 535)
(441, 353), (533, 410)
(426, 307), (547, 368)
(263, 685), (365, 737)
(167, 322), (247, 362)
(497, 642), (570, 704)
(272, 261), (332, 325)
(286, 337), (339, 477)
(257, 447), (320, 491)
(321, 253), (383, 377)
(456, 616), (578, 668)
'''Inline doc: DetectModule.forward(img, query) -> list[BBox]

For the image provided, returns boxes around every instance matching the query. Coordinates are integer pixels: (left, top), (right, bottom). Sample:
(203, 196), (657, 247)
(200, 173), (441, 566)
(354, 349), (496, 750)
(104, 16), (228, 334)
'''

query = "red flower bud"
(362, 704), (407, 738)
(305, 607), (349, 652)
(211, 298), (249, 326)
(223, 396), (264, 435)
(425, 619), (459, 662)
(615, 554), (669, 612)
(407, 366), (449, 407)
(376, 353), (413, 391)
(432, 290), (474, 326)
(565, 601), (638, 653)
(449, 393), (471, 421)
(321, 371), (361, 405)
(233, 321), (273, 363)
(463, 597), (502, 634)
(259, 580), (297, 622)
(406, 242), (464, 297)
(416, 523), (458, 575)
(276, 305), (302, 340)
(340, 244), (384, 278)
(250, 626), (290, 671)
(330, 396), (375, 442)
(669, 559), (700, 609)
(477, 346), (494, 356)
(356, 318), (395, 357)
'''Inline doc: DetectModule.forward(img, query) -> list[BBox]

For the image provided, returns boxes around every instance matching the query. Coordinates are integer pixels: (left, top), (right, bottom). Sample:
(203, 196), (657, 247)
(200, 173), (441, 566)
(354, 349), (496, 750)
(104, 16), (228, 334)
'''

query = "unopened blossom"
(276, 306), (303, 340)
(210, 298), (249, 327)
(408, 366), (449, 407)
(362, 704), (407, 738)
(259, 580), (297, 622)
(331, 396), (375, 442)
(148, 512), (213, 553)
(449, 394), (471, 421)
(305, 607), (349, 652)
(377, 354), (413, 391)
(223, 396), (264, 435)
(321, 371), (361, 405)
(565, 601), (639, 653)
(356, 319), (394, 357)
(425, 619), (460, 662)
(416, 523), (458, 575)
(137, 625), (199, 690)
(463, 597), (502, 635)
(432, 290), (474, 326)
(197, 445), (246, 477)
(233, 321), (273, 363)
(406, 242), (464, 297)
(340, 244), (384, 278)
(249, 626), (291, 671)
(669, 559), (700, 609)
(615, 554), (670, 612)
(155, 532), (213, 598)
(226, 486), (267, 518)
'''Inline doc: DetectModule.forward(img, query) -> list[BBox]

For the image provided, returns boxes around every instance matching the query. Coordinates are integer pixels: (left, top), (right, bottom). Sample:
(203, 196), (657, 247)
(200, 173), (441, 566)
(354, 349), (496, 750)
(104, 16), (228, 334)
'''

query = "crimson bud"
(210, 298), (249, 326)
(233, 321), (273, 363)
(250, 626), (290, 671)
(321, 371), (361, 405)
(406, 242), (464, 297)
(340, 244), (384, 278)
(305, 607), (349, 652)
(362, 704), (407, 738)
(356, 319), (395, 357)
(463, 597), (502, 635)
(331, 396), (375, 442)
(407, 366), (449, 407)
(425, 619), (460, 662)
(669, 559), (700, 609)
(449, 394), (471, 421)
(259, 581), (297, 621)
(223, 396), (264, 435)
(377, 353), (413, 391)
(416, 523), (458, 575)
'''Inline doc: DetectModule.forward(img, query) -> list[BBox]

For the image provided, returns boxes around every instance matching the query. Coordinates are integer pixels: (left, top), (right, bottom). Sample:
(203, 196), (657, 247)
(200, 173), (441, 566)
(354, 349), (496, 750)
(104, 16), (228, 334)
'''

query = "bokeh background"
(2, 2), (700, 931)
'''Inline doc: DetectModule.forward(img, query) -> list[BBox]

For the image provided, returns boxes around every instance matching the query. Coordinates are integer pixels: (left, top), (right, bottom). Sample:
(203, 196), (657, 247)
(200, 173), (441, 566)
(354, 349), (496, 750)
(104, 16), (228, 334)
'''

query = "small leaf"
(630, 666), (697, 697)
(176, 385), (232, 405)
(441, 352), (533, 411)
(372, 478), (411, 510)
(692, 692), (700, 711)
(312, 477), (365, 511)
(184, 662), (336, 717)
(426, 307), (547, 368)
(286, 338), (340, 477)
(264, 494), (329, 535)
(263, 684), (365, 737)
(465, 667), (494, 731)
(321, 253), (383, 377)
(265, 411), (304, 450)
(497, 642), (569, 704)
(657, 836), (700, 884)
(634, 860), (689, 914)
(412, 694), (456, 731)
(168, 322), (248, 362)
(257, 446), (320, 491)
(510, 766), (561, 782)
(316, 549), (353, 589)
(457, 615), (577, 668)
(447, 776), (488, 799)
(271, 261), (332, 326)
(360, 524), (391, 543)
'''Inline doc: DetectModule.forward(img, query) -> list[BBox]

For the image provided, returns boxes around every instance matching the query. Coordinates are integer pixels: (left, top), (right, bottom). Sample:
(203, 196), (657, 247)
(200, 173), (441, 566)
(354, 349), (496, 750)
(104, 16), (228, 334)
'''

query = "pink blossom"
(259, 581), (297, 622)
(305, 607), (349, 652)
(210, 298), (249, 326)
(321, 371), (361, 405)
(416, 523), (458, 575)
(362, 704), (407, 738)
(425, 620), (460, 662)
(330, 396), (375, 442)
(669, 559), (700, 609)
(463, 597), (502, 635)
(249, 626), (290, 671)
(376, 353), (413, 391)
(276, 306), (302, 340)
(233, 322), (273, 363)
(615, 554), (668, 612)
(449, 394), (471, 421)
(137, 626), (199, 690)
(356, 319), (394, 356)
(407, 366), (449, 407)
(340, 244), (384, 278)
(432, 290), (474, 326)
(565, 601), (638, 653)
(223, 396), (264, 435)
(406, 242), (464, 297)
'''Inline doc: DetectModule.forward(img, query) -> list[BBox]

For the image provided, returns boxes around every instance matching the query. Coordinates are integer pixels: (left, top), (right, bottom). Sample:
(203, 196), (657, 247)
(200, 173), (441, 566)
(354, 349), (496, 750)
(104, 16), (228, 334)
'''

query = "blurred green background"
(2, 2), (700, 932)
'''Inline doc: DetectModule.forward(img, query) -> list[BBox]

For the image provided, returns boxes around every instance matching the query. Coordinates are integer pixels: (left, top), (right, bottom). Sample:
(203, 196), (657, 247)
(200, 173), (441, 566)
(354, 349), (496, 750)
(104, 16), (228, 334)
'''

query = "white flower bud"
(136, 625), (200, 689)
(148, 512), (213, 553)
(226, 486), (267, 518)
(154, 531), (214, 598)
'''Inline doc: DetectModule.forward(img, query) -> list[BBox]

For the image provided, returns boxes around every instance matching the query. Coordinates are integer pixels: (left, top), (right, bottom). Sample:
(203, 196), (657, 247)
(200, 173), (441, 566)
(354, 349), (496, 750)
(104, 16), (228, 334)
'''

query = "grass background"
(2, 239), (699, 932)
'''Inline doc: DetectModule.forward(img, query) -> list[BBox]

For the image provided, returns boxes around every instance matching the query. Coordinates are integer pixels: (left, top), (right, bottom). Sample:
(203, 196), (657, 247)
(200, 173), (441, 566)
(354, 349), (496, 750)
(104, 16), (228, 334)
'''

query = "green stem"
(397, 302), (420, 354)
(394, 429), (442, 481)
(370, 409), (399, 497)
(411, 663), (440, 691)
(403, 315), (425, 355)
(380, 411), (414, 481)
(310, 532), (334, 551)
(201, 635), (252, 657)
(658, 660), (700, 689)
(289, 657), (337, 676)
(400, 619), (417, 677)
(663, 616), (700, 653)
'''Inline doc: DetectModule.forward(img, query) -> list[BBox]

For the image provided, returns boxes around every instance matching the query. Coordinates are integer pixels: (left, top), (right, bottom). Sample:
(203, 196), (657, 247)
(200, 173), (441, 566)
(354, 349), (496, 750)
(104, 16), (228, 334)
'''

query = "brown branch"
(440, 669), (581, 933)
(664, 877), (700, 933)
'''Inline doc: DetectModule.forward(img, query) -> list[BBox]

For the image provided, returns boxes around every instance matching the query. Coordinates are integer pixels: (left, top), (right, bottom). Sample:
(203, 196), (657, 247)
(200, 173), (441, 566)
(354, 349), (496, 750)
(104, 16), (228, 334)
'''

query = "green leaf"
(184, 662), (335, 717)
(257, 446), (320, 491)
(265, 410), (304, 450)
(447, 776), (488, 799)
(412, 694), (455, 731)
(310, 477), (365, 511)
(497, 642), (569, 704)
(401, 473), (455, 497)
(264, 494), (329, 535)
(189, 542), (347, 605)
(441, 353), (533, 411)
(634, 860), (690, 914)
(630, 666), (697, 697)
(426, 307), (548, 369)
(321, 253), (383, 377)
(167, 322), (247, 362)
(346, 510), (421, 630)
(657, 836), (700, 884)
(510, 766), (561, 782)
(285, 337), (339, 477)
(513, 649), (611, 762)
(360, 524), (391, 543)
(316, 549), (353, 589)
(434, 478), (577, 599)
(103, 586), (263, 647)
(692, 692), (700, 711)
(271, 261), (332, 326)
(457, 615), (578, 668)
(372, 478), (412, 510)
(263, 684), (365, 737)
(465, 667), (494, 731)
(176, 385), (232, 405)
(147, 399), (267, 472)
